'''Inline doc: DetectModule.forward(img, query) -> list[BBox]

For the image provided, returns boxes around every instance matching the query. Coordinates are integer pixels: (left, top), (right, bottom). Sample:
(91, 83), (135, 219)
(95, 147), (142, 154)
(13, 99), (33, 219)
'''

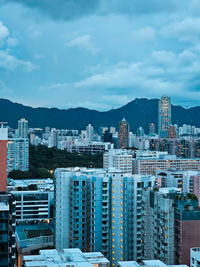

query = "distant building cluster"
(2, 95), (200, 266)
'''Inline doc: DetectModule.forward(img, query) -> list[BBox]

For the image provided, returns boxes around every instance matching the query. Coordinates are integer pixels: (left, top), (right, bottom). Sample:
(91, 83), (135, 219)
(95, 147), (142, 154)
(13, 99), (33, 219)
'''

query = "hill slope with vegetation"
(8, 145), (103, 179)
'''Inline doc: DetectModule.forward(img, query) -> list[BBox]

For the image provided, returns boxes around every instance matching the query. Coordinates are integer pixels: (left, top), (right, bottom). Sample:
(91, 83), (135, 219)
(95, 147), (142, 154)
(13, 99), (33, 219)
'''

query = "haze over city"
(0, 0), (200, 109)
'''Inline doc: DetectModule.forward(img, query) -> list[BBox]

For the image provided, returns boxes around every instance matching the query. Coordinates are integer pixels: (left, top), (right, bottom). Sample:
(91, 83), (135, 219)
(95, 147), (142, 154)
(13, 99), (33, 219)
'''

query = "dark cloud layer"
(2, 0), (183, 20)
(2, 0), (101, 20)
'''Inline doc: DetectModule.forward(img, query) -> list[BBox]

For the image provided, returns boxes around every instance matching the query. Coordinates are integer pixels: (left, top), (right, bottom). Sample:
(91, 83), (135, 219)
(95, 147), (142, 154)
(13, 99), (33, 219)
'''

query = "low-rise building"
(7, 179), (54, 222)
(70, 141), (113, 154)
(16, 223), (54, 267)
(23, 248), (110, 267)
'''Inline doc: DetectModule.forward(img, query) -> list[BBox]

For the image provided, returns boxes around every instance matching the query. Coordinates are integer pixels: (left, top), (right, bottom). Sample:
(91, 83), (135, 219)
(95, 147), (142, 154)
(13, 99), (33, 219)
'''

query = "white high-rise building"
(54, 167), (155, 266)
(103, 149), (133, 173)
(86, 124), (94, 141)
(7, 138), (29, 173)
(18, 118), (28, 138)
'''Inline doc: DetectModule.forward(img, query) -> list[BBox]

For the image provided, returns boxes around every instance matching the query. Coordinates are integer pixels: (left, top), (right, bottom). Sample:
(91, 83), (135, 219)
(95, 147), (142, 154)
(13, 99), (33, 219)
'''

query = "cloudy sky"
(0, 0), (200, 110)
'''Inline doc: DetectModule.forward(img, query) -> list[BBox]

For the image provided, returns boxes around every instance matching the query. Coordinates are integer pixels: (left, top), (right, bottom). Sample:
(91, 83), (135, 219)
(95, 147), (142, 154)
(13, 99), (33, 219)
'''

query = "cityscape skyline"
(1, 1), (200, 266)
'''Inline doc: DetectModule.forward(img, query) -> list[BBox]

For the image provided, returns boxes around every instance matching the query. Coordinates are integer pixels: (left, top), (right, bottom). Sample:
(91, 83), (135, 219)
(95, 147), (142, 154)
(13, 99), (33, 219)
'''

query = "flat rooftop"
(16, 223), (54, 241)
(23, 248), (109, 267)
(118, 260), (188, 267)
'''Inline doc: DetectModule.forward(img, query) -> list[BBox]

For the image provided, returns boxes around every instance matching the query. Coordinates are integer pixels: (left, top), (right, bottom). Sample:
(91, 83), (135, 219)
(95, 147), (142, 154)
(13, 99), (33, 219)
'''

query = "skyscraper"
(168, 125), (177, 139)
(0, 123), (8, 192)
(118, 118), (129, 149)
(158, 96), (171, 138)
(54, 167), (155, 266)
(149, 123), (155, 135)
(86, 124), (94, 141)
(7, 138), (29, 173)
(142, 188), (200, 266)
(18, 118), (28, 138)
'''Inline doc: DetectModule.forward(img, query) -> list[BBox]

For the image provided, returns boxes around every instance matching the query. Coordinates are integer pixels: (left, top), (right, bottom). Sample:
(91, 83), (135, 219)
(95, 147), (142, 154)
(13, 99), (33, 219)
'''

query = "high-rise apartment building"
(156, 170), (200, 204)
(168, 125), (177, 139)
(86, 124), (94, 141)
(158, 96), (171, 138)
(54, 167), (155, 266)
(149, 123), (155, 135)
(7, 138), (29, 173)
(48, 128), (59, 148)
(137, 127), (144, 137)
(18, 118), (28, 138)
(103, 149), (133, 173)
(0, 192), (16, 267)
(0, 123), (8, 192)
(118, 119), (130, 149)
(142, 188), (200, 266)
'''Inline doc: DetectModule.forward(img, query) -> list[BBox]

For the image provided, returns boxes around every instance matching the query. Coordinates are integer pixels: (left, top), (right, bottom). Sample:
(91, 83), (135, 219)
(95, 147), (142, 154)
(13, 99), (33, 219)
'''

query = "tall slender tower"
(18, 118), (28, 138)
(158, 96), (171, 138)
(0, 122), (8, 192)
(118, 118), (130, 148)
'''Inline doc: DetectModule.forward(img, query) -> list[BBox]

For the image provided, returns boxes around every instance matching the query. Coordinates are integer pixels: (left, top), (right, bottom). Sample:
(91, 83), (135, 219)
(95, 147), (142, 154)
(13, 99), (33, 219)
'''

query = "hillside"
(1, 98), (200, 133)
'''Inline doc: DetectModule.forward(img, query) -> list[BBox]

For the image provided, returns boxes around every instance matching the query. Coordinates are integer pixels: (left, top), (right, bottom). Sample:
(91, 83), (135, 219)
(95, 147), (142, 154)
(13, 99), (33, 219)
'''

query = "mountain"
(0, 98), (200, 133)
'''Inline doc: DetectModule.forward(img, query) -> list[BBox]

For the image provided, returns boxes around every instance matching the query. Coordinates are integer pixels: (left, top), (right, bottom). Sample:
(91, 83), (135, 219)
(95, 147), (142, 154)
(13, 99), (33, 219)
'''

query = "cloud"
(39, 83), (68, 91)
(1, 0), (186, 21)
(73, 62), (174, 96)
(34, 53), (45, 59)
(69, 44), (200, 104)
(65, 34), (99, 54)
(29, 29), (41, 38)
(2, 0), (101, 21)
(161, 17), (200, 42)
(152, 50), (176, 65)
(7, 37), (18, 47)
(99, 0), (180, 16)
(133, 27), (155, 42)
(0, 50), (39, 71)
(0, 21), (9, 42)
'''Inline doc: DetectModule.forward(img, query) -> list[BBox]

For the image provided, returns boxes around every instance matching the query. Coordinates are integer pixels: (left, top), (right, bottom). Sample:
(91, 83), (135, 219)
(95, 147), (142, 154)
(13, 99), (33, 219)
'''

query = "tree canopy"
(8, 145), (103, 179)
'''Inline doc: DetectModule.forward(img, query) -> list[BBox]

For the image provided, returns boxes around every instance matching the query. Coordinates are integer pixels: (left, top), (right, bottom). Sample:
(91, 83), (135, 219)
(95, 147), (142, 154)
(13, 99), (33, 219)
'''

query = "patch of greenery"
(8, 145), (103, 179)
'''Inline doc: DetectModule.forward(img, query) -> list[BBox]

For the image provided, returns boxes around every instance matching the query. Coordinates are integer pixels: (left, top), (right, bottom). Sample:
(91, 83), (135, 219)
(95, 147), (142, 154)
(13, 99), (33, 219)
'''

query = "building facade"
(158, 96), (171, 138)
(0, 192), (16, 267)
(7, 138), (29, 173)
(118, 119), (130, 149)
(0, 124), (8, 192)
(133, 157), (200, 175)
(18, 118), (28, 138)
(54, 167), (155, 266)
(103, 149), (133, 173)
(142, 188), (200, 266)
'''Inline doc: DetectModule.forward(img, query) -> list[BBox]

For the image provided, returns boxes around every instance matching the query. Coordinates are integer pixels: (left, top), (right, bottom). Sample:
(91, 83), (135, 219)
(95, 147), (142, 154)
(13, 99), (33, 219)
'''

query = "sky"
(0, 0), (200, 110)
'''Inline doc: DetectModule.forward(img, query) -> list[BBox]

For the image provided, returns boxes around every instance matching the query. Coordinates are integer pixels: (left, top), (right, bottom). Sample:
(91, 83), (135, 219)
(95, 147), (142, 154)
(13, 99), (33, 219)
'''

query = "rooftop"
(16, 223), (53, 241)
(23, 248), (109, 267)
(118, 260), (188, 267)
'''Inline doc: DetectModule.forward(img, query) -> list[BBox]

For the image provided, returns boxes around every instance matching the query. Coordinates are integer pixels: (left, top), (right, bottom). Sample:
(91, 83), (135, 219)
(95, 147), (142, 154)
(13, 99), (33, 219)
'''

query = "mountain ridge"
(0, 98), (200, 133)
